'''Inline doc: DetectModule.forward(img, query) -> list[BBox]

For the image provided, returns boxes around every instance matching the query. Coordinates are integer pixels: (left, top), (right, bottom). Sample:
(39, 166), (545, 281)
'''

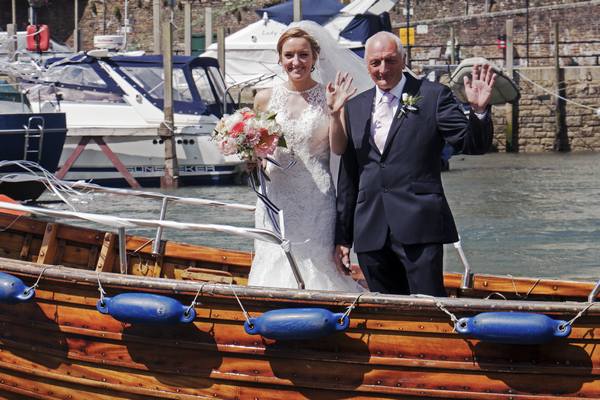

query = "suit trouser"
(356, 232), (446, 296)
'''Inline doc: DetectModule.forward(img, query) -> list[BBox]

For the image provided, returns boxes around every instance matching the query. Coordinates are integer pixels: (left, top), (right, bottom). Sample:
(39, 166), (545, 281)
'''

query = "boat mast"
(159, 2), (179, 189)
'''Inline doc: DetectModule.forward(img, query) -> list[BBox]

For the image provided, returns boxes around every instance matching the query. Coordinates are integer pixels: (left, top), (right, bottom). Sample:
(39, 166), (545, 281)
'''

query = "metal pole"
(455, 240), (472, 290)
(525, 0), (530, 66)
(205, 7), (212, 50)
(184, 1), (192, 55)
(152, 0), (161, 54)
(160, 17), (179, 189)
(6, 24), (16, 61)
(73, 0), (79, 52)
(406, 0), (411, 68)
(217, 26), (226, 113)
(293, 0), (302, 22)
(505, 19), (516, 152)
(450, 27), (455, 65)
(118, 227), (128, 274)
(123, 0), (129, 50)
(588, 280), (600, 302)
(12, 0), (17, 25)
(152, 197), (169, 255)
(552, 21), (568, 152)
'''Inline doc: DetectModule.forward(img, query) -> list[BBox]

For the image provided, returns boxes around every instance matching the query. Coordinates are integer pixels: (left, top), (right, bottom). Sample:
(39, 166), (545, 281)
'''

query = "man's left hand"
(464, 63), (497, 113)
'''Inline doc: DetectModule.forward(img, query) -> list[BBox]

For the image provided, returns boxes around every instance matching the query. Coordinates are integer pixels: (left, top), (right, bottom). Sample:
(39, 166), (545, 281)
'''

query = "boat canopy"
(25, 54), (231, 117)
(256, 0), (344, 25)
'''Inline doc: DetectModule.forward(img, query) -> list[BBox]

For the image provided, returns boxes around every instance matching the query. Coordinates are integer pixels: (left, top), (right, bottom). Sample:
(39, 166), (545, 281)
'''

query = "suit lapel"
(381, 74), (422, 158)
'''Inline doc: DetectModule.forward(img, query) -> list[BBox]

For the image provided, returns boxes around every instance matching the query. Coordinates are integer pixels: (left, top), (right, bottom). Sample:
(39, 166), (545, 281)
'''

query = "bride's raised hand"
(326, 72), (357, 114)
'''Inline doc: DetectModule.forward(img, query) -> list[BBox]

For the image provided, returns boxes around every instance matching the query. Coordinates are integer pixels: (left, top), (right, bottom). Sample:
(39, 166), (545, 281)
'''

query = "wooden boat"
(0, 187), (599, 399)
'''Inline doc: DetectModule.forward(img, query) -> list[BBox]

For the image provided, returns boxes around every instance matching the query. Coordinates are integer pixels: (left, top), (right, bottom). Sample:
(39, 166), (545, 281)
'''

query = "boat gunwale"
(1, 257), (598, 316)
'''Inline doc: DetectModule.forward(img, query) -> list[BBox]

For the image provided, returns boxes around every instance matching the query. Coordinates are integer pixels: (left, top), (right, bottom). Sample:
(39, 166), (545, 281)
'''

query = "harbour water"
(47, 152), (600, 282)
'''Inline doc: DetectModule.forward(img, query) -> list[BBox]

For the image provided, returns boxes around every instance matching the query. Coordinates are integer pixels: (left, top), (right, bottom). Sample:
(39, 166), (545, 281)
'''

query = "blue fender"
(0, 272), (35, 304)
(96, 293), (196, 325)
(456, 311), (571, 344)
(244, 308), (349, 340)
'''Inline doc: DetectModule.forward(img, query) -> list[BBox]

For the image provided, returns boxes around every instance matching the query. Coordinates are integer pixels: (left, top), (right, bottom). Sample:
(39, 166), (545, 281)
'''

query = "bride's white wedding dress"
(248, 83), (364, 292)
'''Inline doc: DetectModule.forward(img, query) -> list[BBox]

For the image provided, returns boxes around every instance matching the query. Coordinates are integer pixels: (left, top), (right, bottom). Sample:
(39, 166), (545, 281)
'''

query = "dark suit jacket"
(336, 73), (493, 253)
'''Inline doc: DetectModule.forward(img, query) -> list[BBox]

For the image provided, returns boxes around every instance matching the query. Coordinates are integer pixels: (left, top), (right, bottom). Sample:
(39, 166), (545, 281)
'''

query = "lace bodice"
(248, 83), (363, 292)
(266, 84), (331, 188)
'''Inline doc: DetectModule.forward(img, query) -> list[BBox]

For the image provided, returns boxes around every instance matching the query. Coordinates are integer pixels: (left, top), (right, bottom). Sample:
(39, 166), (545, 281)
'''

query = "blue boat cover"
(256, 0), (344, 25)
(340, 12), (392, 44)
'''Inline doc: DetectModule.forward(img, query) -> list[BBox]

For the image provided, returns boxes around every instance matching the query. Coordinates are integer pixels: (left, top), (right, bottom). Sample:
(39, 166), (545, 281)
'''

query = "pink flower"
(255, 130), (280, 158)
(242, 111), (256, 121)
(219, 139), (238, 155)
(230, 121), (245, 138)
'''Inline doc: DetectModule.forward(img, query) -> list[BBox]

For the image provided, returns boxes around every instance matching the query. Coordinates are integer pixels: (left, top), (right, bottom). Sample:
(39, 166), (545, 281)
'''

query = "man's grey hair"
(365, 31), (406, 58)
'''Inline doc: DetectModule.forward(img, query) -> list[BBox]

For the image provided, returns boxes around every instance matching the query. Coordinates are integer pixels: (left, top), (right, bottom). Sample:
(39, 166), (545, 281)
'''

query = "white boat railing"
(0, 200), (305, 289)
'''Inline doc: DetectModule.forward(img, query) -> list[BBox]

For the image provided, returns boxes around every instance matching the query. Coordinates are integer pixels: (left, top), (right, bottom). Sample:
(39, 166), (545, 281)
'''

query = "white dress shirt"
(371, 76), (406, 152)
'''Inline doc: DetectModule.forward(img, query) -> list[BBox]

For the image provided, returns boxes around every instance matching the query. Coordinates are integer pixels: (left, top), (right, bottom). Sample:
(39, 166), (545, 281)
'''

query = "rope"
(339, 292), (367, 324)
(560, 302), (596, 331)
(515, 70), (600, 114)
(0, 214), (24, 233)
(185, 283), (206, 317)
(507, 275), (541, 299)
(97, 272), (107, 306)
(23, 265), (52, 295)
(484, 292), (507, 300)
(229, 283), (252, 327)
(415, 294), (460, 330)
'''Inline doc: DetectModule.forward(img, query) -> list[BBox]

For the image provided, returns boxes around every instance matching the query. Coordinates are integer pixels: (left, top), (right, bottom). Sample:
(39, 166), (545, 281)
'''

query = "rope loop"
(185, 283), (206, 317)
(96, 272), (107, 307)
(560, 302), (596, 331)
(339, 292), (366, 324)
(229, 283), (252, 327)
(415, 295), (460, 331)
(24, 265), (53, 295)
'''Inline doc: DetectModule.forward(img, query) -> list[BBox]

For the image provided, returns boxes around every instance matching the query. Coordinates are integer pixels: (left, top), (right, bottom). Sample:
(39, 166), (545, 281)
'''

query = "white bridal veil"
(288, 20), (373, 95)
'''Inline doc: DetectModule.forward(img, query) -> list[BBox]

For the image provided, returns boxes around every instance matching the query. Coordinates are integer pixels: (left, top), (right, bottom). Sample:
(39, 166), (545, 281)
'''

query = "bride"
(247, 22), (370, 291)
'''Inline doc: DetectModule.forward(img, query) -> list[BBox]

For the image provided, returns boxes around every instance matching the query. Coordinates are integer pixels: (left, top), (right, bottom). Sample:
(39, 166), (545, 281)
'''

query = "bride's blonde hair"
(276, 28), (321, 60)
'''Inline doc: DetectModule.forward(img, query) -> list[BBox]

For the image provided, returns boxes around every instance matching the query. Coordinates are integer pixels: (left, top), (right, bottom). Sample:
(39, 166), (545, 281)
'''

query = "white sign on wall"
(416, 25), (428, 34)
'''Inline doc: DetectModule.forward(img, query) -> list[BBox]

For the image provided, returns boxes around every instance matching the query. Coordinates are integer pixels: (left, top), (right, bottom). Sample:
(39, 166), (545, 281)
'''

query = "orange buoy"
(0, 195), (28, 216)
(26, 24), (50, 52)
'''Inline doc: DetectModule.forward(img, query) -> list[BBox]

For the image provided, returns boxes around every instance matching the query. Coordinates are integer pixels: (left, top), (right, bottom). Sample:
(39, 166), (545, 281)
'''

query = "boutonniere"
(398, 93), (422, 117)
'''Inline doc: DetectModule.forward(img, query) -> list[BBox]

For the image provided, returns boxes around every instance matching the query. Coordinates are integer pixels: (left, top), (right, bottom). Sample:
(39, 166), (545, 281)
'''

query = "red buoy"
(26, 24), (50, 52)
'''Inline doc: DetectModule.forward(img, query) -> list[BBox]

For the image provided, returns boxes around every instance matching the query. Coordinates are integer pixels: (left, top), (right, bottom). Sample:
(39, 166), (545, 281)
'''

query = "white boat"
(20, 53), (244, 187)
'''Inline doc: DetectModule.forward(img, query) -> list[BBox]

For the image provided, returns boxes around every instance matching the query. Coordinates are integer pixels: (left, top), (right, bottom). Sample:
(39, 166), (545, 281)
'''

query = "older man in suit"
(335, 31), (496, 296)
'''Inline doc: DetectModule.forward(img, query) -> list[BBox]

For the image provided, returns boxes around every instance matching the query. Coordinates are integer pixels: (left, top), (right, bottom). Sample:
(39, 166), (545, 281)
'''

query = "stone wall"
(491, 66), (600, 152)
(388, 0), (600, 67)
(2, 0), (599, 152)
(0, 0), (275, 52)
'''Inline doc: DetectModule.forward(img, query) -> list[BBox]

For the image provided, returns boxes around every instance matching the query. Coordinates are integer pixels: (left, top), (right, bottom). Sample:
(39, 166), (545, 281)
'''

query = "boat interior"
(0, 181), (597, 304)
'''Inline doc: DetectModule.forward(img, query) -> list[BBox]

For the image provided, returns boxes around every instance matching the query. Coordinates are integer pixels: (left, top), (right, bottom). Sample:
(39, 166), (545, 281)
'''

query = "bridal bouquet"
(212, 107), (285, 161)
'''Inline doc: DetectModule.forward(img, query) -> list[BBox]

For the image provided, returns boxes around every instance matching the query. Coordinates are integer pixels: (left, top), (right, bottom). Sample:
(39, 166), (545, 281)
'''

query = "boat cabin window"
(0, 81), (32, 112)
(44, 64), (107, 88)
(191, 67), (217, 105)
(24, 84), (125, 104)
(206, 66), (226, 101)
(120, 66), (193, 102)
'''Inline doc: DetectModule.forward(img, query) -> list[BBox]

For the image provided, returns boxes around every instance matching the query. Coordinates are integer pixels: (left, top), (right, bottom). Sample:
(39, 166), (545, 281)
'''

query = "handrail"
(588, 281), (600, 303)
(0, 201), (304, 289)
(1, 177), (255, 212)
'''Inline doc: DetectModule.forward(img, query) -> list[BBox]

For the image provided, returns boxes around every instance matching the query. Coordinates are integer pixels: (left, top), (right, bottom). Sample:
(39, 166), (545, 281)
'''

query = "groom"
(334, 32), (496, 296)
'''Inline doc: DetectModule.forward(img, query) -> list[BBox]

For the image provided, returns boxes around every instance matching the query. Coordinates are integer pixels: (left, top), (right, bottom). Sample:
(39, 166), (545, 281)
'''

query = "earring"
(310, 65), (315, 72)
